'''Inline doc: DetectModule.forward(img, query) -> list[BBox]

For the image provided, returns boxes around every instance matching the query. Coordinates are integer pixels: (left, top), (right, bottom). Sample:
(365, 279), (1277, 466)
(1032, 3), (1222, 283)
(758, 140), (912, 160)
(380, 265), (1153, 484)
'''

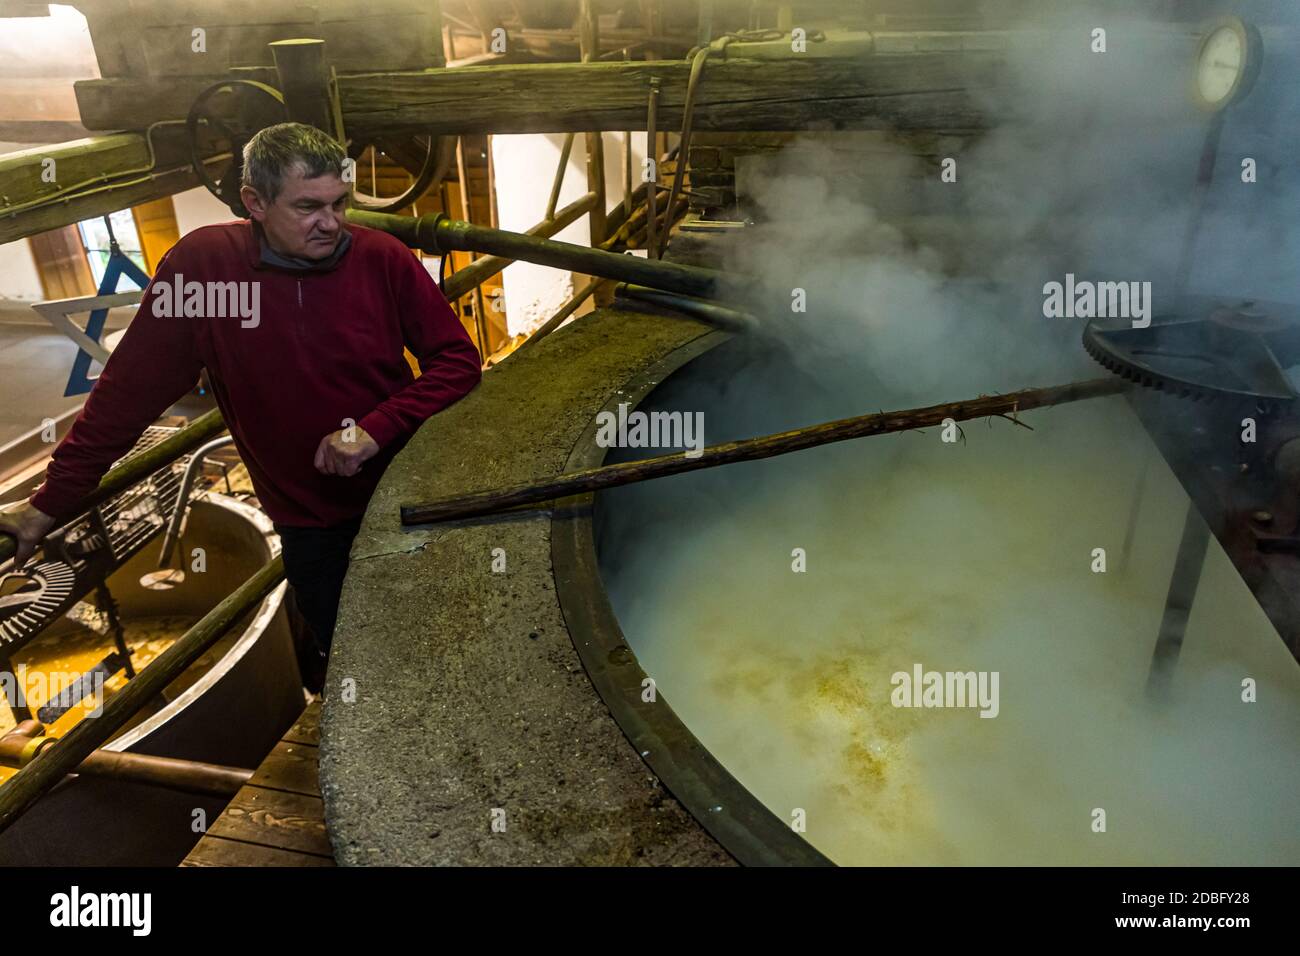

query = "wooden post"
(429, 0), (448, 68)
(269, 39), (334, 136)
(456, 136), (491, 359)
(579, 0), (608, 248)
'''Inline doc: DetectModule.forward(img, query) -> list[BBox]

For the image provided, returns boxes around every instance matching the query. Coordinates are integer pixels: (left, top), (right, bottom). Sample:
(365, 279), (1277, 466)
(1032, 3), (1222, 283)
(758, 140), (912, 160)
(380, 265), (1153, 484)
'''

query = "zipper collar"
(244, 219), (356, 273)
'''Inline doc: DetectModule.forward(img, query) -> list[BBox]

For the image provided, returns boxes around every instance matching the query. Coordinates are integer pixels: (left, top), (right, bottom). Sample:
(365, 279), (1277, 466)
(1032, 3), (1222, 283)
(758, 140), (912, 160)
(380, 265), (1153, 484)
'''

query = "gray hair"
(241, 122), (347, 203)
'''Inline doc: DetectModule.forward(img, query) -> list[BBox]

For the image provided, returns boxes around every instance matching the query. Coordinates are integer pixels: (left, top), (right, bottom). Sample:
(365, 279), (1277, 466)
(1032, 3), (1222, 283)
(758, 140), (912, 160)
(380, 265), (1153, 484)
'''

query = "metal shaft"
(1146, 501), (1211, 697)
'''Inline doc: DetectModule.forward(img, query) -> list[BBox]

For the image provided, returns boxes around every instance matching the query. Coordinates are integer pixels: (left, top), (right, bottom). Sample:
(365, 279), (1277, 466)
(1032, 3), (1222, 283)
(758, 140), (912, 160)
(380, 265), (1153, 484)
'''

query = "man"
(0, 123), (482, 689)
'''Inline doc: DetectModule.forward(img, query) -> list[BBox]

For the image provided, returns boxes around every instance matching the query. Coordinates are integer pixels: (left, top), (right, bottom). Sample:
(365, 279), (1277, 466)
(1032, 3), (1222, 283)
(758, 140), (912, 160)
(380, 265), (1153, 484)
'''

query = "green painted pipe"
(347, 209), (733, 300)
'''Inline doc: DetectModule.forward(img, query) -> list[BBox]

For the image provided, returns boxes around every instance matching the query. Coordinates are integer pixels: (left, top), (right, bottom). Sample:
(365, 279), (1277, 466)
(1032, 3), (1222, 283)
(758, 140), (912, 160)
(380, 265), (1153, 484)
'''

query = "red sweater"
(32, 220), (482, 528)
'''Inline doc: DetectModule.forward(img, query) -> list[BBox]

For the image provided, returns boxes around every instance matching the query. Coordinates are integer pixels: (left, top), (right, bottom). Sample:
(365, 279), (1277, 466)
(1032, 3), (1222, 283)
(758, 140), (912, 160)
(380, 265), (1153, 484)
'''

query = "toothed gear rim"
(1082, 295), (1300, 411)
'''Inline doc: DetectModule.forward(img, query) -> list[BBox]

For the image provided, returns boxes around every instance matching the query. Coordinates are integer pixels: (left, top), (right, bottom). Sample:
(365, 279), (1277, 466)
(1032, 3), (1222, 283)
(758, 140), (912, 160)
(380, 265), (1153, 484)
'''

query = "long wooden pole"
(401, 377), (1129, 526)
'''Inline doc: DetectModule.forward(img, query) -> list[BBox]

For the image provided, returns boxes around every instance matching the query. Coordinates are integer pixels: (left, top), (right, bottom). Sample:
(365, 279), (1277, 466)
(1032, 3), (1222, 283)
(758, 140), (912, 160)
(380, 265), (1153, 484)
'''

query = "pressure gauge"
(1193, 17), (1262, 112)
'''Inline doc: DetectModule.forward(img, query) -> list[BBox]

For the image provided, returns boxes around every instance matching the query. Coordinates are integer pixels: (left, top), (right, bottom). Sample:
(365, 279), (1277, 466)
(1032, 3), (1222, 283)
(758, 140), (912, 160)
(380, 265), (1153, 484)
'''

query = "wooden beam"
(74, 70), (278, 133)
(75, 52), (1003, 136)
(0, 129), (226, 245)
(340, 54), (1003, 138)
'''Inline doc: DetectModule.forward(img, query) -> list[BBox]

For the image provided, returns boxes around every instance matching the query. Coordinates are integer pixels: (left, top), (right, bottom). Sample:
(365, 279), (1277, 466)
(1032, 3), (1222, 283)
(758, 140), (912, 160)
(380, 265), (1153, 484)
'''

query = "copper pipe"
(0, 726), (252, 797)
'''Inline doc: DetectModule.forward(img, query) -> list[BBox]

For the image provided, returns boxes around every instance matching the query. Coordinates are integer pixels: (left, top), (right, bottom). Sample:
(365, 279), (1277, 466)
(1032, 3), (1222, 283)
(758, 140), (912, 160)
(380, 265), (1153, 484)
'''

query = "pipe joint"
(18, 735), (56, 767)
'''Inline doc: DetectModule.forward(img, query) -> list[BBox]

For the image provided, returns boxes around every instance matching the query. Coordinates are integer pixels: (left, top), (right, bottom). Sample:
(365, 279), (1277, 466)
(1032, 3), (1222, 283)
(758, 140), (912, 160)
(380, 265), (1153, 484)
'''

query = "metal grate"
(98, 425), (189, 563)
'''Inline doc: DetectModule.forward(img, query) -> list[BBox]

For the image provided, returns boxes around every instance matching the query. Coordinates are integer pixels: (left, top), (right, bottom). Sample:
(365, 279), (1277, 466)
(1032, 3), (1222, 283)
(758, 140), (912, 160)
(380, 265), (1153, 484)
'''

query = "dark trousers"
(275, 516), (363, 687)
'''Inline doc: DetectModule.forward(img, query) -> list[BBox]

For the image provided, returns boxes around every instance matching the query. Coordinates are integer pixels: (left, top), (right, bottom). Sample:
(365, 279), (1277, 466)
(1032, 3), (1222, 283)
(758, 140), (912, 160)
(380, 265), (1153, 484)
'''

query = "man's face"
(242, 164), (349, 260)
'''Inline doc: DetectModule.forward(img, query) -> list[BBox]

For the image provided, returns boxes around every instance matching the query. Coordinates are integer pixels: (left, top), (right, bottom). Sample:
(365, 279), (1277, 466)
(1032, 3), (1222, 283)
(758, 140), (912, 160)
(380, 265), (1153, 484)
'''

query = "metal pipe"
(442, 191), (596, 300)
(158, 434), (235, 569)
(623, 47), (634, 226)
(1, 408), (227, 567)
(579, 0), (608, 247)
(348, 207), (732, 300)
(0, 725), (251, 797)
(615, 283), (756, 331)
(350, 193), (596, 302)
(0, 556), (285, 835)
(1146, 502), (1211, 697)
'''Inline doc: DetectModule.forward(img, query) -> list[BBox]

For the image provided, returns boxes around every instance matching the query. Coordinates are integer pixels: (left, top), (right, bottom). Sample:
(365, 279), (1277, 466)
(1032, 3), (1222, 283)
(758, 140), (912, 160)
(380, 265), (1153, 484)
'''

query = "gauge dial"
(1194, 18), (1260, 112)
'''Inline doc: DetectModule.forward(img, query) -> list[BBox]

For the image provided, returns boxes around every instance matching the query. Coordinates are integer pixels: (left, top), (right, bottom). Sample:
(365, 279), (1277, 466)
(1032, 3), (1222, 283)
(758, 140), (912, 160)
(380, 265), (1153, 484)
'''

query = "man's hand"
(0, 501), (57, 571)
(313, 427), (380, 477)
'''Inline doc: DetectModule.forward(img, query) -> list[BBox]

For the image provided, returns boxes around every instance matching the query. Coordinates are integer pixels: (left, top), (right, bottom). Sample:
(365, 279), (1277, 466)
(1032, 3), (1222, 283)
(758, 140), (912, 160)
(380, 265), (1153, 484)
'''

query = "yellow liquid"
(0, 615), (199, 786)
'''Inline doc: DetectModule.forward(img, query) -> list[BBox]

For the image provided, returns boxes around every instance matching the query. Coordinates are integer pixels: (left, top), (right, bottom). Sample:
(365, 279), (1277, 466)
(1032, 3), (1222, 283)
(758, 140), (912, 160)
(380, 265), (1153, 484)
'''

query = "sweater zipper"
(297, 279), (302, 309)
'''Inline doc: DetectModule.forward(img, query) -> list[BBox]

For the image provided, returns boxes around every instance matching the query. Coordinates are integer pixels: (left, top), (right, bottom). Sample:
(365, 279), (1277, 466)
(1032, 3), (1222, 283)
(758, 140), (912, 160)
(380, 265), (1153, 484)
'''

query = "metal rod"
(579, 0), (608, 247)
(401, 377), (1130, 526)
(158, 434), (236, 568)
(1145, 501), (1211, 697)
(1173, 112), (1226, 301)
(623, 47), (634, 224)
(0, 555), (284, 835)
(95, 581), (133, 679)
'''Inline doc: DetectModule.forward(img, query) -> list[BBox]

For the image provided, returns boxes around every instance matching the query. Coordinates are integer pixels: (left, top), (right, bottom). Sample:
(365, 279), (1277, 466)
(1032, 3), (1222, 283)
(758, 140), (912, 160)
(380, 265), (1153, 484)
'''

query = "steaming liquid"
(602, 396), (1300, 865)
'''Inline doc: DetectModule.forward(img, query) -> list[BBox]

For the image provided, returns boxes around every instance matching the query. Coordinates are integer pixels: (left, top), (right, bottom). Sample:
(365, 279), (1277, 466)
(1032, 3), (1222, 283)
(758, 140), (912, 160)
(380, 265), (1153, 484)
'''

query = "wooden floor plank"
(249, 741), (321, 798)
(181, 835), (334, 867)
(205, 785), (333, 857)
(180, 698), (333, 866)
(282, 699), (321, 747)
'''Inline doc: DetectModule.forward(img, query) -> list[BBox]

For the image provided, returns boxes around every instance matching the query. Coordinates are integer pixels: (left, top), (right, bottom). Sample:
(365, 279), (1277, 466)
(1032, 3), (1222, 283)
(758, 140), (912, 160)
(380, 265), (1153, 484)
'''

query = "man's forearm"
(358, 338), (483, 449)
